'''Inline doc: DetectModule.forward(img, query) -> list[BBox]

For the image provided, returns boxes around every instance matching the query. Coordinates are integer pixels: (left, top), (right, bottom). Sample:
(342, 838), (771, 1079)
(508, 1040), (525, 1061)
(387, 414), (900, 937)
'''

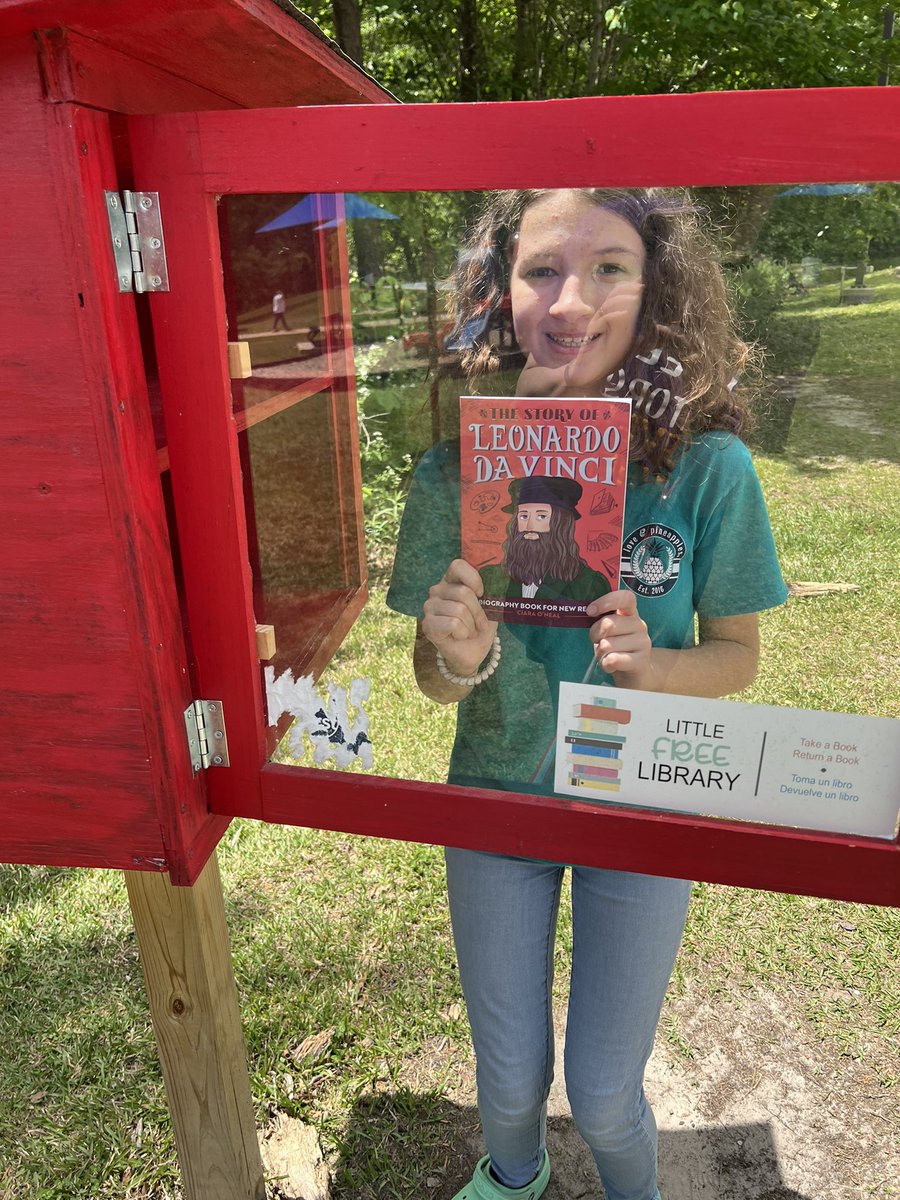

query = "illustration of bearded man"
(479, 476), (611, 618)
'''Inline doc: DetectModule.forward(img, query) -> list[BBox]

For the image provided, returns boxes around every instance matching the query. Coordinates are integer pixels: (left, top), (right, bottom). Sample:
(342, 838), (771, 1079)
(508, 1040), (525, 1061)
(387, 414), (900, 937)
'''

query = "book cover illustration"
(460, 395), (631, 626)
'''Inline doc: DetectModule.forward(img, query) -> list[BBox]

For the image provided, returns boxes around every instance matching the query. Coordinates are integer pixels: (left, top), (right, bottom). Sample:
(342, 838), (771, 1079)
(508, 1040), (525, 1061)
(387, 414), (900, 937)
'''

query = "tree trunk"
(586, 1), (607, 93)
(458, 0), (482, 101)
(350, 221), (384, 291)
(331, 0), (363, 65)
(512, 0), (540, 100)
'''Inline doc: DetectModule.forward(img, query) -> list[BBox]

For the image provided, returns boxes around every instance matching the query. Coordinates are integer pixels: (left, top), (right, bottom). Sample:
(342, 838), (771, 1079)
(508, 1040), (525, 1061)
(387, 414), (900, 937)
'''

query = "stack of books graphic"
(563, 697), (630, 794)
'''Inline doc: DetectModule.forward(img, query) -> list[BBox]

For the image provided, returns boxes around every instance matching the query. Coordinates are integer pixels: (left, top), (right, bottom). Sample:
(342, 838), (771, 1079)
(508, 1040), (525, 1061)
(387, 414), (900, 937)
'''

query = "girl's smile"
(546, 332), (600, 351)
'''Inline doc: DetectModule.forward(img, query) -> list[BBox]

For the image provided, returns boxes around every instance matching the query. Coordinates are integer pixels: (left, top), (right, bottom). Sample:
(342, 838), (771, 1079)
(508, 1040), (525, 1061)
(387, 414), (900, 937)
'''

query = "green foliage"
(358, 422), (412, 567)
(731, 256), (791, 342)
(351, 191), (470, 291)
(757, 184), (900, 267)
(354, 341), (421, 567)
(727, 254), (826, 385)
(294, 0), (899, 102)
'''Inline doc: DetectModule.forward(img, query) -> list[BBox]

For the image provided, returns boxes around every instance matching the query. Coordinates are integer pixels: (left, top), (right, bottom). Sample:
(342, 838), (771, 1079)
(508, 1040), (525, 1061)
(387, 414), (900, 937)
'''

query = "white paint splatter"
(265, 667), (373, 769)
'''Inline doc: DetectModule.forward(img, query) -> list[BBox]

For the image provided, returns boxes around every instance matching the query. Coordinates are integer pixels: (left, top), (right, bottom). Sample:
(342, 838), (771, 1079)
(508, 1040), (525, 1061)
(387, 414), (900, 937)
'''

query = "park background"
(2, 2), (899, 1198)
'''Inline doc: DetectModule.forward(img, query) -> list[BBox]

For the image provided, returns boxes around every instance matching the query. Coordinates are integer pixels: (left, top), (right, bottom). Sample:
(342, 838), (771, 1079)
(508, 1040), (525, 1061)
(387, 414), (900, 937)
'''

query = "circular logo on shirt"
(621, 524), (685, 597)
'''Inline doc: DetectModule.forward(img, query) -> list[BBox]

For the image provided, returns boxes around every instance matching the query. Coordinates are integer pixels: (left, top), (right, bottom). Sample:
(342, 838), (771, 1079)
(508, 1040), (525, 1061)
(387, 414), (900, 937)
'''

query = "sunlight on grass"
(750, 455), (900, 717)
(780, 269), (900, 379)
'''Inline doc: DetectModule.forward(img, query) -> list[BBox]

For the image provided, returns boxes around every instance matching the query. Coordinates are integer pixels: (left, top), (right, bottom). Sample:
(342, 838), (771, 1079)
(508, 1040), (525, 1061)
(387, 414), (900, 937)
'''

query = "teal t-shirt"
(386, 432), (788, 794)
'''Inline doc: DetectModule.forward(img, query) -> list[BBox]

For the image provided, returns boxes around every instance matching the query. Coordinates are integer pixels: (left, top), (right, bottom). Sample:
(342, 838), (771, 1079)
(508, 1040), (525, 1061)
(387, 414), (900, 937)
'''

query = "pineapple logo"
(621, 524), (685, 597)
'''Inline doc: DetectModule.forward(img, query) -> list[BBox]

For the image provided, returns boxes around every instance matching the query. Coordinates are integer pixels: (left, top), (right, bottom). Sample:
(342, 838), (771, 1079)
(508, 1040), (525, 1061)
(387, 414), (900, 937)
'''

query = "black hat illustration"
(502, 475), (583, 518)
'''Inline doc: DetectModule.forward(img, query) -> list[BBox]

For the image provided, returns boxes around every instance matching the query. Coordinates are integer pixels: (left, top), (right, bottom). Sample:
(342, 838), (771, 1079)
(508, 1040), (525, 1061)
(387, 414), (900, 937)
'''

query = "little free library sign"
(555, 687), (900, 840)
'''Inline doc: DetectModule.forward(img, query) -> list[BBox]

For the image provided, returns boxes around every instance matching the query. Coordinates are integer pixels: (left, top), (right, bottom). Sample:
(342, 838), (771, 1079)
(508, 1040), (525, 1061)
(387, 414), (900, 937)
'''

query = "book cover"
(460, 395), (631, 627)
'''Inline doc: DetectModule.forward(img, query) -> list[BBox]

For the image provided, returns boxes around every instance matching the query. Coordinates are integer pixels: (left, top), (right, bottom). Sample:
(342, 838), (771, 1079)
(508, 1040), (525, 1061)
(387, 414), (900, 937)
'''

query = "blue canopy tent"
(257, 193), (399, 232)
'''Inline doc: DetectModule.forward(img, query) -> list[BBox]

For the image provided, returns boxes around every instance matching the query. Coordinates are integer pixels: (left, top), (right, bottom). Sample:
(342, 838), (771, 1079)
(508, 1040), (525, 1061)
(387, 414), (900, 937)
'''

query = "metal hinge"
(105, 190), (170, 293)
(183, 699), (230, 773)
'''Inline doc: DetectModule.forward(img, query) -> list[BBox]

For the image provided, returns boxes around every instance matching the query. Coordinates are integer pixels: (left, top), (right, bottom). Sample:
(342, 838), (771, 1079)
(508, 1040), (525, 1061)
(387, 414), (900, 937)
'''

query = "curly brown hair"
(448, 188), (759, 477)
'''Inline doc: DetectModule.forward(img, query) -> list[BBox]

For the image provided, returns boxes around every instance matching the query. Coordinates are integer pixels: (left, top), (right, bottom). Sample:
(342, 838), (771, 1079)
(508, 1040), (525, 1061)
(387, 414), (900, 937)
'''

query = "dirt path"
(540, 989), (898, 1200)
(266, 986), (897, 1200)
(433, 990), (898, 1200)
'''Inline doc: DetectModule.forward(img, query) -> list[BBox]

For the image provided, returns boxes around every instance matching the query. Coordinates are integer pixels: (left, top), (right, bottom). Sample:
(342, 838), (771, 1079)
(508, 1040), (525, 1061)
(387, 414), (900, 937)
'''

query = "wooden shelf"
(156, 371), (336, 472)
(261, 583), (367, 682)
(232, 372), (334, 434)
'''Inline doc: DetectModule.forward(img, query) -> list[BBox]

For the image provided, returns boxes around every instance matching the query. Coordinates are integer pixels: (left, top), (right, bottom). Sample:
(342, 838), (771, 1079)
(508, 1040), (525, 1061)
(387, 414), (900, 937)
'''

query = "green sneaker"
(450, 1151), (551, 1200)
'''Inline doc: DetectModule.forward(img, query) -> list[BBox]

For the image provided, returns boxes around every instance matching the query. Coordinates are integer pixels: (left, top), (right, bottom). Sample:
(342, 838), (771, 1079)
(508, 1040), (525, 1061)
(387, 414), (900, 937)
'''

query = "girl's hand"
(422, 559), (498, 677)
(587, 588), (654, 690)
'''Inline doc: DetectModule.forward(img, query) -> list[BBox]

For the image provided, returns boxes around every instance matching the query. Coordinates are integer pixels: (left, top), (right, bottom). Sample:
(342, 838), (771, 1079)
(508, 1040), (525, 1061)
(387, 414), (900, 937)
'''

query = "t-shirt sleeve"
(386, 443), (461, 619)
(692, 442), (789, 618)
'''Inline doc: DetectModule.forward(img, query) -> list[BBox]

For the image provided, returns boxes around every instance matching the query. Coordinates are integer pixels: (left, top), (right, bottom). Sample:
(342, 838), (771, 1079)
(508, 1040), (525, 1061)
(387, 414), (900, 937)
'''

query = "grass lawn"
(746, 267), (899, 719)
(779, 269), (900, 379)
(1, 275), (898, 1199)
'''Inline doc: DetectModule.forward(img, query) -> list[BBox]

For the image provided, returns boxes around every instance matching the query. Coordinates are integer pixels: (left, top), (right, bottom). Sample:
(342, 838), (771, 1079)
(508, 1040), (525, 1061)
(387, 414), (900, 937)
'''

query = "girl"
(386, 188), (787, 1200)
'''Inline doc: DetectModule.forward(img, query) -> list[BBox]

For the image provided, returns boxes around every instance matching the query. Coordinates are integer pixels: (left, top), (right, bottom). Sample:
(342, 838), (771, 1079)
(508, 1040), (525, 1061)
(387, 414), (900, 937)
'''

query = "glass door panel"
(220, 193), (334, 429)
(219, 192), (365, 685)
(246, 183), (900, 841)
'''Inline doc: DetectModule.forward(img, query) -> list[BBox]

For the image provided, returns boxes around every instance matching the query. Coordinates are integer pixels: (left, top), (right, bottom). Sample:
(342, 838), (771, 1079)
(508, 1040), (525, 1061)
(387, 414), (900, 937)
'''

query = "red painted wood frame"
(129, 87), (900, 906)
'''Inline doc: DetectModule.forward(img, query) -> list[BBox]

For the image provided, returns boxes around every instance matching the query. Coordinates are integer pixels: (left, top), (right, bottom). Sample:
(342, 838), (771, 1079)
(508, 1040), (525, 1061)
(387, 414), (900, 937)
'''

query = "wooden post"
(126, 852), (266, 1200)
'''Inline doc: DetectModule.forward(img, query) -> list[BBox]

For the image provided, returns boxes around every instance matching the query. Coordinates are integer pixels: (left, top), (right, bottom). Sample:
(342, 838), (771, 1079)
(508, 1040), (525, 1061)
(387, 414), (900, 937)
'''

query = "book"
(569, 751), (622, 765)
(567, 776), (622, 793)
(571, 718), (624, 734)
(570, 763), (621, 778)
(460, 395), (631, 626)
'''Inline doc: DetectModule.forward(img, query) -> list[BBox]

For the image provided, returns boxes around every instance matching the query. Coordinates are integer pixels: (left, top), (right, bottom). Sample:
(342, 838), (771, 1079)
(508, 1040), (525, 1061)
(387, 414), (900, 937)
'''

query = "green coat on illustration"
(479, 562), (611, 605)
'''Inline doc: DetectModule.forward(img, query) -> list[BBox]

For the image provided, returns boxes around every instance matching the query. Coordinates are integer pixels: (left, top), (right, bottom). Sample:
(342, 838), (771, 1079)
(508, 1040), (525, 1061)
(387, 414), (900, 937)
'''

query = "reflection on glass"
(220, 192), (364, 688)
(220, 194), (346, 429)
(239, 393), (359, 678)
(226, 185), (900, 838)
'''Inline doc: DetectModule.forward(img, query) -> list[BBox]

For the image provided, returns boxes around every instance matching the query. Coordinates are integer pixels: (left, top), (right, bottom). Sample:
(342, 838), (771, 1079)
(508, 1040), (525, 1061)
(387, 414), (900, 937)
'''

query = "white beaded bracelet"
(435, 634), (502, 688)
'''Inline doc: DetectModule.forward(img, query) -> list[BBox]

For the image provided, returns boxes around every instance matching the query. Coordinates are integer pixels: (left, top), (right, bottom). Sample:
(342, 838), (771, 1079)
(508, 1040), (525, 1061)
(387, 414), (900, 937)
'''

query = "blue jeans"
(445, 849), (692, 1200)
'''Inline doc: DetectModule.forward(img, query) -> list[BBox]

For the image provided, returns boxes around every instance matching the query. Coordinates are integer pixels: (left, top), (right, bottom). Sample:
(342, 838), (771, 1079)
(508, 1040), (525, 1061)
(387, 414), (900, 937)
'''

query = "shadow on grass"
(749, 373), (900, 468)
(331, 1091), (809, 1200)
(746, 280), (900, 468)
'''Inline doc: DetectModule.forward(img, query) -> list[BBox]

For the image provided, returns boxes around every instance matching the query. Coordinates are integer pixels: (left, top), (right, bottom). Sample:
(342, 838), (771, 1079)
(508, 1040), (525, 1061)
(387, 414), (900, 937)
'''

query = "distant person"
(271, 290), (288, 331)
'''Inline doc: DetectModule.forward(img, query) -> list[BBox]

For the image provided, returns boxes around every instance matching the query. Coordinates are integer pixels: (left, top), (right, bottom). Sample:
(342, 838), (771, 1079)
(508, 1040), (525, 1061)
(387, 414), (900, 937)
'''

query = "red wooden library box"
(1, 0), (898, 906)
(0, 0), (389, 884)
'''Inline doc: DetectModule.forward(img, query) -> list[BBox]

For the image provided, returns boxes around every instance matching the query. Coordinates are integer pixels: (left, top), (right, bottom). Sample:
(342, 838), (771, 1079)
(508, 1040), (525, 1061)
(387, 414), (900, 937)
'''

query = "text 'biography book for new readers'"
(460, 395), (631, 627)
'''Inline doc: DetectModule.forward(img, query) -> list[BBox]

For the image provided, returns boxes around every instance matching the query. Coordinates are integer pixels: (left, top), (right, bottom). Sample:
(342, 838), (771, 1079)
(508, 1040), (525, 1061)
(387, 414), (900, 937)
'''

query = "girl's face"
(509, 191), (645, 393)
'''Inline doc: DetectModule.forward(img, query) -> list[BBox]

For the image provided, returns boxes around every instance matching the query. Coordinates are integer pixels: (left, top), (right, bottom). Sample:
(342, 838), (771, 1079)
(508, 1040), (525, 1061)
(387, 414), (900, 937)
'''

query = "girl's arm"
(589, 589), (760, 698)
